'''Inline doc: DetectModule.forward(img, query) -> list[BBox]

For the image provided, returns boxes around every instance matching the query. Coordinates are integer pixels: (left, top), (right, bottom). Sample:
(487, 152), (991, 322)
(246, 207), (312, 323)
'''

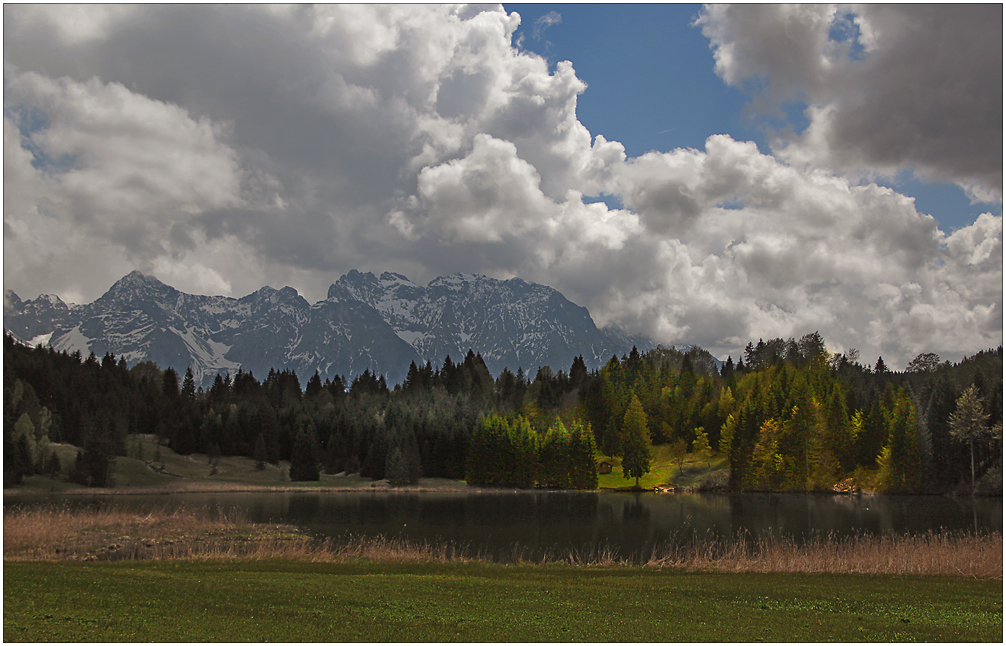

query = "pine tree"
(386, 427), (422, 486)
(620, 394), (652, 488)
(289, 429), (320, 481)
(163, 367), (180, 399)
(570, 355), (588, 389)
(540, 420), (571, 489)
(749, 419), (786, 490)
(305, 371), (323, 398)
(569, 419), (599, 490)
(253, 432), (268, 470)
(385, 447), (409, 486)
(877, 389), (920, 493)
(182, 367), (196, 400)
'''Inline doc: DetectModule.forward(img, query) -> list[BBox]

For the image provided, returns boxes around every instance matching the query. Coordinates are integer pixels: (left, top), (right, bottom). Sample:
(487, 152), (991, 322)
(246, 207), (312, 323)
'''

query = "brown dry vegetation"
(2, 504), (315, 562)
(4, 505), (1001, 578)
(643, 529), (1003, 578)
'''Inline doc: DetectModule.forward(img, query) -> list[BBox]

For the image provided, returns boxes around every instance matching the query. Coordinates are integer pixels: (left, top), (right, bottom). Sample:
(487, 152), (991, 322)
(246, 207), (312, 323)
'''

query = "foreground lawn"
(4, 560), (1001, 642)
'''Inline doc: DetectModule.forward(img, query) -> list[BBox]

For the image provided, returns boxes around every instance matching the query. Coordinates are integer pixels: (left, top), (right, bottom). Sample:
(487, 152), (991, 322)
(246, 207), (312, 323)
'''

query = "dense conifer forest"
(4, 332), (1001, 494)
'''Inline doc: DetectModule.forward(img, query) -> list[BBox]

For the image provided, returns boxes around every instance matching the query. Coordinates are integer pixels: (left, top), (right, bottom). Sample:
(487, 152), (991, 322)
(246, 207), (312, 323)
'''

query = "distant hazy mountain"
(4, 271), (653, 386)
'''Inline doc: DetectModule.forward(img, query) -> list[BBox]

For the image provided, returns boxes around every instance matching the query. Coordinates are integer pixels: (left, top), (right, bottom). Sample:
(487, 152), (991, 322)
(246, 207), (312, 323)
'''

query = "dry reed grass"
(644, 528), (1003, 579)
(2, 504), (316, 562)
(4, 505), (1001, 578)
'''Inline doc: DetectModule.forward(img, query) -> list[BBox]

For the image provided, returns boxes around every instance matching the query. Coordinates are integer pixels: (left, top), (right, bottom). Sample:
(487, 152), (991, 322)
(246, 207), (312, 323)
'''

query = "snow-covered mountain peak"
(428, 272), (488, 291)
(378, 271), (418, 288)
(4, 290), (21, 311)
(5, 269), (654, 387)
(102, 270), (174, 302)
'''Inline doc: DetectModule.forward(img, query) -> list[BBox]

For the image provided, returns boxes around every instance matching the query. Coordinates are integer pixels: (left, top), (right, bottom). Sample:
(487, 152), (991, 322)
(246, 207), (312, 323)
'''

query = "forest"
(4, 331), (1002, 495)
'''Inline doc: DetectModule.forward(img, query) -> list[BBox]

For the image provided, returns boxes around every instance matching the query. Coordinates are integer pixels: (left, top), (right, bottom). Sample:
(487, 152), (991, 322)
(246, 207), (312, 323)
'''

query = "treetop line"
(4, 332), (1002, 495)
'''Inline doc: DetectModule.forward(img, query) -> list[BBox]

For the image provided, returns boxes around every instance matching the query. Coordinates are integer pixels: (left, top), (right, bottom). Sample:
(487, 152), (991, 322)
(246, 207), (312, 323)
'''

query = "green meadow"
(4, 560), (1001, 642)
(13, 434), (727, 494)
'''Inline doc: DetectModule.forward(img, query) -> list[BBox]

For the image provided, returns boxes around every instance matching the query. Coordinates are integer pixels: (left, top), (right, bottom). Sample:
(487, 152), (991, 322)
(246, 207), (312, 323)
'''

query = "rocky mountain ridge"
(4, 271), (653, 386)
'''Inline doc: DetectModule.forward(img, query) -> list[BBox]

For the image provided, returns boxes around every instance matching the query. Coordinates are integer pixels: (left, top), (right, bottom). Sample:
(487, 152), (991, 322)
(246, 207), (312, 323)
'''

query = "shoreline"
(5, 481), (1000, 498)
(4, 504), (1002, 579)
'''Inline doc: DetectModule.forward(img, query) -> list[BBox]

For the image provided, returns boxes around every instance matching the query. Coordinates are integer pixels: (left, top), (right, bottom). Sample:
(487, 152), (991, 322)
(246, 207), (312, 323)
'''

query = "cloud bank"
(3, 4), (1001, 368)
(696, 4), (1003, 201)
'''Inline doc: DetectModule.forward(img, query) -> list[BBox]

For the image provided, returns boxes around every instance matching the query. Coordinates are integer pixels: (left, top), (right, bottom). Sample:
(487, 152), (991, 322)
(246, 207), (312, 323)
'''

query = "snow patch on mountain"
(28, 332), (53, 347)
(5, 270), (657, 386)
(52, 325), (94, 355)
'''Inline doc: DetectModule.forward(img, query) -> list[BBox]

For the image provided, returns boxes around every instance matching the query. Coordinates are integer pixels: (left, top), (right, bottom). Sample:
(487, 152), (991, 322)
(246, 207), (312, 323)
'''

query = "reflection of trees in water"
(621, 495), (650, 523)
(12, 491), (1000, 562)
(287, 493), (321, 520)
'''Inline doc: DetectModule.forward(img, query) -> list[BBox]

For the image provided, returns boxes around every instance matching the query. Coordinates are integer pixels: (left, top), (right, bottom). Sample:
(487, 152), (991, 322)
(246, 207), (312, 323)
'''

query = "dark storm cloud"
(697, 4), (1003, 200)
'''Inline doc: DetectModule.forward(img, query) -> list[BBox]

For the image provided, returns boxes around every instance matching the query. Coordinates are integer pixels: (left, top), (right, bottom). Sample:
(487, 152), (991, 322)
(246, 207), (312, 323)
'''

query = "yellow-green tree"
(749, 418), (787, 490)
(691, 426), (713, 468)
(620, 394), (653, 488)
(876, 388), (920, 493)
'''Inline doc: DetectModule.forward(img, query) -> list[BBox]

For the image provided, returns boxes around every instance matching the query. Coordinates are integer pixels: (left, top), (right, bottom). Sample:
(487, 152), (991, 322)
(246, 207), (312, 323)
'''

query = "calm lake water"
(6, 490), (1001, 561)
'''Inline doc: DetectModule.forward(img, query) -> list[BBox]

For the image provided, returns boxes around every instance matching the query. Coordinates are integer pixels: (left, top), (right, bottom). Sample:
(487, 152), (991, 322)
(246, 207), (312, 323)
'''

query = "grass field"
(4, 560), (1001, 642)
(5, 490), (1001, 642)
(596, 444), (729, 491)
(13, 435), (728, 495)
(13, 435), (468, 494)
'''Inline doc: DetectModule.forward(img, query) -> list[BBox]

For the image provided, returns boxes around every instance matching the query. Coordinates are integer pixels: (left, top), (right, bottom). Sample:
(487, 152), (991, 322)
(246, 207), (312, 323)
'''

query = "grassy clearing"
(4, 560), (1001, 642)
(14, 435), (730, 495)
(11, 436), (469, 495)
(597, 445), (729, 491)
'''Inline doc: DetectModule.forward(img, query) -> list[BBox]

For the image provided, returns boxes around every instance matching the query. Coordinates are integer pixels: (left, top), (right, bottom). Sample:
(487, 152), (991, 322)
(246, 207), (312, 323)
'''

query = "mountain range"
(4, 270), (654, 386)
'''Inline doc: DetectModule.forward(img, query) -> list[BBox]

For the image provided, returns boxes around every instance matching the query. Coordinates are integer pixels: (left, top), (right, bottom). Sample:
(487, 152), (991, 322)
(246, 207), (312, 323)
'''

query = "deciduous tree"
(948, 386), (1001, 489)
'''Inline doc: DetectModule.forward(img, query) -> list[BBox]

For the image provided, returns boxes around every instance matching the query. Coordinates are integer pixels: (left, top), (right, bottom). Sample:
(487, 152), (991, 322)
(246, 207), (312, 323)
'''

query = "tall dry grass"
(4, 505), (1001, 578)
(3, 504), (317, 562)
(644, 528), (1003, 579)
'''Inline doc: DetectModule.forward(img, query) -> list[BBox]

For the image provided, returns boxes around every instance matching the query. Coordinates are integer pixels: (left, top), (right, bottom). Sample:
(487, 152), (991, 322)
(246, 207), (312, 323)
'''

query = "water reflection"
(6, 491), (1001, 561)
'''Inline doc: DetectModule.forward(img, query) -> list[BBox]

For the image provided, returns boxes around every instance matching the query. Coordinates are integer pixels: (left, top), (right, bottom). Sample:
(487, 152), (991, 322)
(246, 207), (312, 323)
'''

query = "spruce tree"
(182, 367), (196, 400)
(289, 429), (320, 481)
(620, 394), (652, 489)
(877, 389), (920, 493)
(569, 419), (599, 490)
(540, 420), (571, 489)
(385, 447), (409, 486)
(253, 432), (268, 470)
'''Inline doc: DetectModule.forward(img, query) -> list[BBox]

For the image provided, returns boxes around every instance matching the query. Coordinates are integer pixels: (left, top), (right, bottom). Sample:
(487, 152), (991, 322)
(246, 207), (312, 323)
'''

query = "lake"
(6, 490), (1001, 561)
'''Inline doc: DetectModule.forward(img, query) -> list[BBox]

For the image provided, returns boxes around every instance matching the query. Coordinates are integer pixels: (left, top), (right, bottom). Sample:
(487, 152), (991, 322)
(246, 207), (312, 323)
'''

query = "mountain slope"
(5, 270), (650, 386)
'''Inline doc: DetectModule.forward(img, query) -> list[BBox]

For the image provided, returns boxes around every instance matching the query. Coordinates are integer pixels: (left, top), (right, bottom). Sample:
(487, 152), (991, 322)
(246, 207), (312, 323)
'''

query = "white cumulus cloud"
(2, 4), (1000, 369)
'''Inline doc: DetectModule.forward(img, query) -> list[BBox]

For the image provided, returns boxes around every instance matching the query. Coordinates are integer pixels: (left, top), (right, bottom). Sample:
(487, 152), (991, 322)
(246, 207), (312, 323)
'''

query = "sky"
(3, 4), (1002, 369)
